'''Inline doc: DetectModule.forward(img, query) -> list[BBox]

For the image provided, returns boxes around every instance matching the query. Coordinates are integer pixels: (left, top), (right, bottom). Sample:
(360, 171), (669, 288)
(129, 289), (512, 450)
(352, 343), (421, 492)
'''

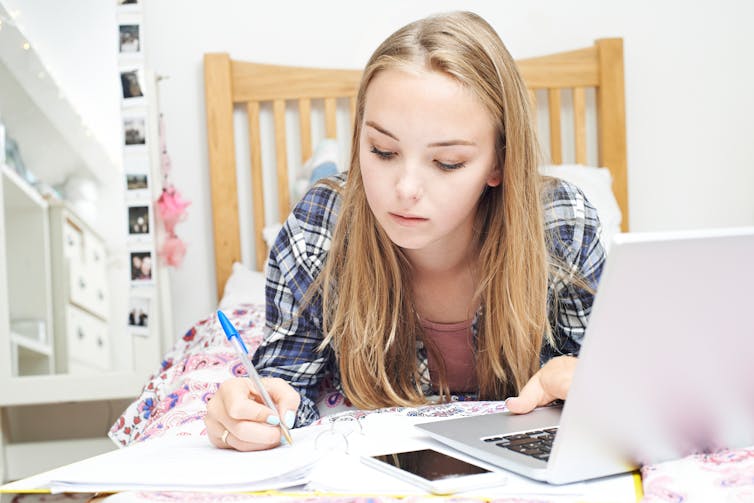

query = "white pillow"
(262, 223), (283, 250)
(218, 262), (266, 309)
(539, 164), (622, 251)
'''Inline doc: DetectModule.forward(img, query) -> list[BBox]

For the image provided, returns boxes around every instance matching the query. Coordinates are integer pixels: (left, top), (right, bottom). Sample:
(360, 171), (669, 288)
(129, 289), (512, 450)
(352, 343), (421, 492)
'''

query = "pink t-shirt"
(421, 318), (478, 393)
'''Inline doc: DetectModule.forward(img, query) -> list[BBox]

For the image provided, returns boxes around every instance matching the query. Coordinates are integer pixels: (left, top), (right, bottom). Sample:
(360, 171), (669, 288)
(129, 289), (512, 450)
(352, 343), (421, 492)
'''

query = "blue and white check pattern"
(253, 174), (606, 426)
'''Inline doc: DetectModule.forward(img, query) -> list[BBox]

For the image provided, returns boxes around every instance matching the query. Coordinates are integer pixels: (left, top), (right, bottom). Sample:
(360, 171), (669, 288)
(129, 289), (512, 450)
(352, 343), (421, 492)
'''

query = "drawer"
(68, 262), (109, 319)
(62, 220), (83, 261)
(67, 234), (109, 319)
(85, 236), (107, 270)
(66, 305), (110, 372)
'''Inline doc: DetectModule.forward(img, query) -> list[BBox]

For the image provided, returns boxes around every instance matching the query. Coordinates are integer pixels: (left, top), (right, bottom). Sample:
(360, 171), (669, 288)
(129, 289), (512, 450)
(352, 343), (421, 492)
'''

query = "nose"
(395, 162), (423, 202)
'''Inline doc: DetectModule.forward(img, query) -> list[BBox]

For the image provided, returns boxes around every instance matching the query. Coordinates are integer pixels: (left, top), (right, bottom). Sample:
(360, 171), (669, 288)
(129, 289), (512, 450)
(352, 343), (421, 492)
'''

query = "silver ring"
(221, 429), (230, 446)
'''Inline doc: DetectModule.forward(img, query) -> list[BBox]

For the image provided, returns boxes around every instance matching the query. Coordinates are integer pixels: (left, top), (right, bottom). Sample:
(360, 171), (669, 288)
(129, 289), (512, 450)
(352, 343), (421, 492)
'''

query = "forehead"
(362, 68), (495, 138)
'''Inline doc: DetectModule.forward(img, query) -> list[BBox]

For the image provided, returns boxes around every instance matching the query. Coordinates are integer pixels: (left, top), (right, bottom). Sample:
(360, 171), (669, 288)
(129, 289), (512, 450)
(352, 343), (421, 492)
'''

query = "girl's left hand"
(505, 355), (577, 414)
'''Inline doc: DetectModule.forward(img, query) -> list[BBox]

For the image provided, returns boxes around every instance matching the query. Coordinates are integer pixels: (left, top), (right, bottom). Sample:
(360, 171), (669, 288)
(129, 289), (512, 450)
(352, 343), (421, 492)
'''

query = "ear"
(486, 168), (502, 187)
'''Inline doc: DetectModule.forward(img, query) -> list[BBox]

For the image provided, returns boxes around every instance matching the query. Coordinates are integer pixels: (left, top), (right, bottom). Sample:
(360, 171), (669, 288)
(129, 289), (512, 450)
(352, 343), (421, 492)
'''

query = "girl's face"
(360, 68), (501, 259)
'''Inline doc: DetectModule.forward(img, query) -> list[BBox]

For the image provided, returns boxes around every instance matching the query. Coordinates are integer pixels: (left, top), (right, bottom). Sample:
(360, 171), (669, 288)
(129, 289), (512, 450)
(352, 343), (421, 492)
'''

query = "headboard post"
(204, 53), (243, 300)
(595, 38), (629, 231)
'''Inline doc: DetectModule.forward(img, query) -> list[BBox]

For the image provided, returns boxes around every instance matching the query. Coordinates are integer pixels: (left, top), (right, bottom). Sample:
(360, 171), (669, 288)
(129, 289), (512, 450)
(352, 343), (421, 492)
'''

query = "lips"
(389, 212), (428, 225)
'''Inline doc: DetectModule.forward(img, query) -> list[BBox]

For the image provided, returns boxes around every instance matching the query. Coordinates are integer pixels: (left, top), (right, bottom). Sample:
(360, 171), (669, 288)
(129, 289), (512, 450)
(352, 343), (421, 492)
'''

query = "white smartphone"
(361, 448), (507, 495)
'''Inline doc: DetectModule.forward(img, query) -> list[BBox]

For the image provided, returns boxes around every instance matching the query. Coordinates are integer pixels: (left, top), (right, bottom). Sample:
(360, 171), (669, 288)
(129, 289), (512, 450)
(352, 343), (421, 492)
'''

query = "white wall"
(11, 0), (754, 337)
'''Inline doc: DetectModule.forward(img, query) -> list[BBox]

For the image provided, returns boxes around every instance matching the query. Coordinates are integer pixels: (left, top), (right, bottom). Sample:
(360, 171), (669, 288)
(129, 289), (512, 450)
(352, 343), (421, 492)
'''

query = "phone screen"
(369, 449), (490, 481)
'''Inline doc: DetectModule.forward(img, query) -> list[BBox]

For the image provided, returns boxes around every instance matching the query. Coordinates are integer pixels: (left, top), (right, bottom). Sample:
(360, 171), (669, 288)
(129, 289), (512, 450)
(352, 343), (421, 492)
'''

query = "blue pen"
(217, 310), (294, 445)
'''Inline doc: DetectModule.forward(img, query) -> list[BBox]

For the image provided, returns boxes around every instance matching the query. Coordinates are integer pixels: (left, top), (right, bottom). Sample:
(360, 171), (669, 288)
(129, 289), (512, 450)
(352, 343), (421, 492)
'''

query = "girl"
(206, 11), (605, 451)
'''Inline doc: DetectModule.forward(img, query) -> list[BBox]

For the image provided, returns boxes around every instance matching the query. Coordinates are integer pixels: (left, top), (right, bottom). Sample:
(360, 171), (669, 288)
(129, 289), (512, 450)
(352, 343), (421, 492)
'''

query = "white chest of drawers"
(50, 204), (111, 374)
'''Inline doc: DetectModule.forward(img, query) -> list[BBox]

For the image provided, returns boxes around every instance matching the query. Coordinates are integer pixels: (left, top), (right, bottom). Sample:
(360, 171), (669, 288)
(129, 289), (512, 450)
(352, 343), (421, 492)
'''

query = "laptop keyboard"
(483, 427), (558, 462)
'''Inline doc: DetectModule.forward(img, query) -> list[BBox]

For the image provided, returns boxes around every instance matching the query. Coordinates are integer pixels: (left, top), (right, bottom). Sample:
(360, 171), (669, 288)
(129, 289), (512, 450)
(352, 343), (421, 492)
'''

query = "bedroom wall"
(10, 0), (754, 338)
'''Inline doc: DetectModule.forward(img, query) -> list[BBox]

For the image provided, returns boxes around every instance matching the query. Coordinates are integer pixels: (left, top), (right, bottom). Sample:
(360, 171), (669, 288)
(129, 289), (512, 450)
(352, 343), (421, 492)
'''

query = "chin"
(383, 230), (430, 250)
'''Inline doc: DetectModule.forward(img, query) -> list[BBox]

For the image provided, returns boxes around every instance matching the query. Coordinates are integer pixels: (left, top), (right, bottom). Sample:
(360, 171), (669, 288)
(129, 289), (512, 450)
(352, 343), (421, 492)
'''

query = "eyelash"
(369, 146), (466, 171)
(370, 145), (395, 160)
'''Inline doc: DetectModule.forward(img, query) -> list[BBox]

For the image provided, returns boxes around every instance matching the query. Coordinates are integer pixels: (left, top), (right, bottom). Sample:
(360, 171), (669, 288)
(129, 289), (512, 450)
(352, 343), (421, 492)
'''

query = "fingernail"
(284, 410), (296, 429)
(280, 436), (289, 446)
(266, 415), (280, 426)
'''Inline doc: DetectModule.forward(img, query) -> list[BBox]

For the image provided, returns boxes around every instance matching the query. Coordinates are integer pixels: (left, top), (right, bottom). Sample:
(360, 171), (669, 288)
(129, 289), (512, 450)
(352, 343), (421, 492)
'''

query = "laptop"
(417, 227), (754, 484)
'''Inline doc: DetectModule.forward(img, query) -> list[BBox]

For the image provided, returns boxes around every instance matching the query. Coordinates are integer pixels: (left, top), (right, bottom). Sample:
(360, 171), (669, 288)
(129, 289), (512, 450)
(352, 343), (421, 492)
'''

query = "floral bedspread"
(78, 306), (747, 501)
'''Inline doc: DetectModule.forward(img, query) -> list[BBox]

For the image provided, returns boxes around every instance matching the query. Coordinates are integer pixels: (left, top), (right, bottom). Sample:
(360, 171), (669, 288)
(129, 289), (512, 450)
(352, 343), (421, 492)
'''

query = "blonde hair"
(316, 11), (549, 409)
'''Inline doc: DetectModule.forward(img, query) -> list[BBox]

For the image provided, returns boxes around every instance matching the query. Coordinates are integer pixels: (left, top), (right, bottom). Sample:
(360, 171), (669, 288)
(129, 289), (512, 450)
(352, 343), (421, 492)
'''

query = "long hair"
(315, 11), (549, 408)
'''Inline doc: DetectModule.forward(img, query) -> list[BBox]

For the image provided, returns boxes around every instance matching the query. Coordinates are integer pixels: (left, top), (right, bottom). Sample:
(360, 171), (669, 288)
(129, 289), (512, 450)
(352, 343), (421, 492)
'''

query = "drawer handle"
(77, 328), (84, 340)
(97, 290), (104, 301)
(96, 337), (103, 348)
(78, 278), (87, 289)
(67, 236), (74, 246)
(94, 252), (100, 262)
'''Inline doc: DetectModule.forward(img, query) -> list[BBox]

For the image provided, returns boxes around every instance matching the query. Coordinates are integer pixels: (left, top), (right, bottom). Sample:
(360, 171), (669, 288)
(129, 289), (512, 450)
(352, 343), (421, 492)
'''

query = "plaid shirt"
(253, 173), (606, 426)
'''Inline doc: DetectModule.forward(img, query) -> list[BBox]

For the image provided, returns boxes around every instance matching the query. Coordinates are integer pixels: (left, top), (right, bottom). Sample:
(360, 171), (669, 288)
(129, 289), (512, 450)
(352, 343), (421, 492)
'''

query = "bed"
(95, 37), (754, 502)
(109, 36), (632, 443)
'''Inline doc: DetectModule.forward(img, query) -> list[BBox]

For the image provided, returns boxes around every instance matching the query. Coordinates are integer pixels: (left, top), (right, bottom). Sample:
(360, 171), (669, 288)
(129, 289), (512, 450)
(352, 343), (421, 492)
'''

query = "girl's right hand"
(205, 376), (300, 451)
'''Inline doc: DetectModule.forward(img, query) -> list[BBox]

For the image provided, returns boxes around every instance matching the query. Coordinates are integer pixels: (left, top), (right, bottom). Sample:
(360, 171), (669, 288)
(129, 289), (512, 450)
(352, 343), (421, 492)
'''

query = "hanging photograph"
(127, 204), (152, 239)
(119, 23), (141, 54)
(125, 172), (150, 199)
(127, 295), (150, 337)
(123, 114), (147, 150)
(129, 249), (154, 284)
(120, 66), (146, 105)
(124, 154), (151, 199)
(117, 0), (142, 11)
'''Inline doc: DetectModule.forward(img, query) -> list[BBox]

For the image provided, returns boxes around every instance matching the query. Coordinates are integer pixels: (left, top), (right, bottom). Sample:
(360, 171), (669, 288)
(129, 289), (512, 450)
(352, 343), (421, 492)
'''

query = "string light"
(1, 4), (122, 189)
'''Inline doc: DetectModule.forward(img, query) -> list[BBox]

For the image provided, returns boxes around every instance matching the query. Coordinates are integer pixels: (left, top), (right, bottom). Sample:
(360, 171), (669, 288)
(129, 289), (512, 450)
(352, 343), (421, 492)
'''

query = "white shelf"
(10, 331), (52, 356)
(1, 163), (49, 209)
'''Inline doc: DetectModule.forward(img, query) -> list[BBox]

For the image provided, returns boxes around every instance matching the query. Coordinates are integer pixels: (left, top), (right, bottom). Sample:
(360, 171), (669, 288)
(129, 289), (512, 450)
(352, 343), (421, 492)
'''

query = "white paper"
(43, 432), (320, 493)
(0, 414), (638, 500)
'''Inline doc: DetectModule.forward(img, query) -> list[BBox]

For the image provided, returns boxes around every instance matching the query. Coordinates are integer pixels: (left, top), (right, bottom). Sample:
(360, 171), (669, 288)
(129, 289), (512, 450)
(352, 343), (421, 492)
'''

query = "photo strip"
(129, 249), (155, 285)
(117, 0), (142, 13)
(125, 166), (151, 204)
(127, 294), (150, 337)
(123, 112), (147, 151)
(119, 23), (141, 55)
(127, 203), (152, 241)
(120, 66), (146, 106)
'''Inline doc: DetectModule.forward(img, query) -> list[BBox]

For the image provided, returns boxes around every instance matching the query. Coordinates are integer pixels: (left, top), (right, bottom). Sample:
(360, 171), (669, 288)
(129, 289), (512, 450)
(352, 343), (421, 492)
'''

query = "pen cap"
(217, 310), (239, 339)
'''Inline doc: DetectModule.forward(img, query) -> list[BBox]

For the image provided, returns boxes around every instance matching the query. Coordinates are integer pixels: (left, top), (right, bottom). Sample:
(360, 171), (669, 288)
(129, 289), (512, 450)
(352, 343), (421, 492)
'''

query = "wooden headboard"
(204, 38), (627, 299)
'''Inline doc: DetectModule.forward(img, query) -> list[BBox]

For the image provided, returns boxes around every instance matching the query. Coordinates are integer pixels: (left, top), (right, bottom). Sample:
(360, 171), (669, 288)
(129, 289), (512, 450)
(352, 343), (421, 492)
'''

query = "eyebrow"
(365, 120), (476, 147)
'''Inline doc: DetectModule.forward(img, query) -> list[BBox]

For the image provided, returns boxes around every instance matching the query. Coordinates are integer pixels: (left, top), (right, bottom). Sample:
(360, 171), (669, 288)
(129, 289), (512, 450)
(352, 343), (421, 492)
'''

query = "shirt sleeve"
(542, 179), (607, 362)
(251, 180), (342, 427)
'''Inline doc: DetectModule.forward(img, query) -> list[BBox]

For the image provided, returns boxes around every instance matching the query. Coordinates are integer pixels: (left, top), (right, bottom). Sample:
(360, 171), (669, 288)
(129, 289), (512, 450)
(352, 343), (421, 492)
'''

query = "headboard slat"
(573, 87), (587, 164)
(548, 88), (563, 164)
(247, 101), (267, 273)
(299, 98), (313, 162)
(324, 98), (338, 138)
(273, 100), (291, 226)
